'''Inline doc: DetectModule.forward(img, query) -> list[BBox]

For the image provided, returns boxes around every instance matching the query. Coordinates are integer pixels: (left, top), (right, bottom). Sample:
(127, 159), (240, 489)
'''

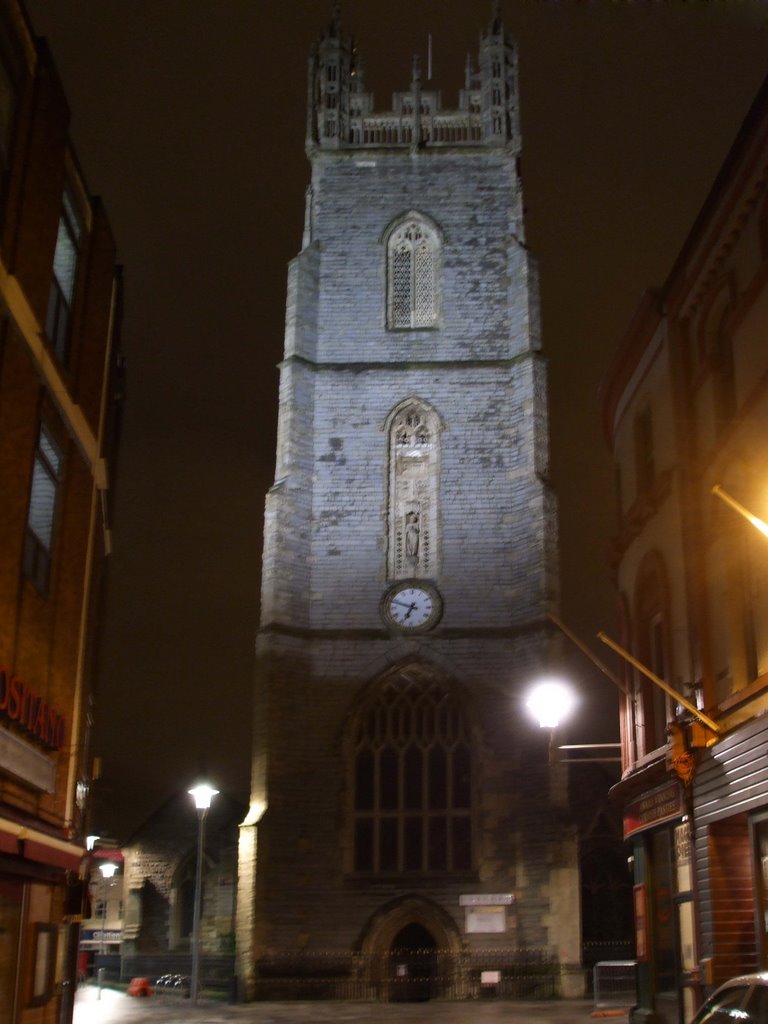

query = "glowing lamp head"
(98, 861), (118, 880)
(525, 679), (577, 729)
(189, 783), (219, 811)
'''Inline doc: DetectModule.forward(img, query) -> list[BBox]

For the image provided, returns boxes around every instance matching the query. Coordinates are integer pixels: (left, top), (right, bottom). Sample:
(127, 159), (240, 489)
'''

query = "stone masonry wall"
(239, 140), (576, 989)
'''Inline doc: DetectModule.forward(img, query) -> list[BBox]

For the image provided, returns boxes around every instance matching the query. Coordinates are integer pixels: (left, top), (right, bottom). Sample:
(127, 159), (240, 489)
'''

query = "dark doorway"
(389, 922), (438, 1001)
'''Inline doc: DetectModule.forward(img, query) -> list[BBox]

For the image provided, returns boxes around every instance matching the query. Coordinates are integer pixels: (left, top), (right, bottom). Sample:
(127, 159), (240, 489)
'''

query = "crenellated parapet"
(307, 2), (519, 153)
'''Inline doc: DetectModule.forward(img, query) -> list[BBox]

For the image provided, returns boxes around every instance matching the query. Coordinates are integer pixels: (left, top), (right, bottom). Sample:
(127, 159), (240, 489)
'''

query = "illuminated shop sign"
(0, 668), (66, 750)
(623, 782), (683, 838)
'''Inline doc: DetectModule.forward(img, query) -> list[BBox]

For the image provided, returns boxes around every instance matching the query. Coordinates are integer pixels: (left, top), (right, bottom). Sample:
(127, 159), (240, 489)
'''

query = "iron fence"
(252, 948), (563, 1001)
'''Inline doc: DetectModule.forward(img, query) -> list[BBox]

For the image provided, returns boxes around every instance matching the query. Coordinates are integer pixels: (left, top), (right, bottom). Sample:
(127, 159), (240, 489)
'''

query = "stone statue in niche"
(389, 402), (439, 579)
(405, 510), (420, 560)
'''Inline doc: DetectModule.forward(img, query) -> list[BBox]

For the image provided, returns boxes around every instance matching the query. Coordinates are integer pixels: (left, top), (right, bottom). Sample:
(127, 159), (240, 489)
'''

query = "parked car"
(690, 973), (768, 1022)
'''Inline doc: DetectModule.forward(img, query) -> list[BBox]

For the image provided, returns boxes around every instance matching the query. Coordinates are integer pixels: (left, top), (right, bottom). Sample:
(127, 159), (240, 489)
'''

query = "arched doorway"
(389, 922), (437, 1001)
(358, 894), (464, 1000)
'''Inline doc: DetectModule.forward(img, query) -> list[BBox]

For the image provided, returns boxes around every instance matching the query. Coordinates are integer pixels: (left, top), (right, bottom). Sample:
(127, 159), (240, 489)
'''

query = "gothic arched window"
(351, 668), (472, 875)
(386, 216), (440, 329)
(172, 851), (197, 948)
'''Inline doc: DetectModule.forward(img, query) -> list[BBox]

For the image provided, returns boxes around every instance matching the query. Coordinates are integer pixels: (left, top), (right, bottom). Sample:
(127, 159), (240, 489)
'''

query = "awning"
(0, 816), (84, 871)
(23, 838), (82, 871)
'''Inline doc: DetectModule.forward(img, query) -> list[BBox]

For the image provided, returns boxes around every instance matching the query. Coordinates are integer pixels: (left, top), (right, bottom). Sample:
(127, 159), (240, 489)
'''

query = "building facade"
(78, 793), (242, 992)
(0, 2), (122, 1022)
(237, 5), (580, 1002)
(602, 74), (768, 1024)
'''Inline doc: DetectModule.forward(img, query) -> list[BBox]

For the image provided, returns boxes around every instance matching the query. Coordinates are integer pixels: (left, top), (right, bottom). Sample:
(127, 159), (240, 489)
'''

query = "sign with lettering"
(623, 782), (683, 838)
(0, 668), (66, 751)
(459, 894), (513, 906)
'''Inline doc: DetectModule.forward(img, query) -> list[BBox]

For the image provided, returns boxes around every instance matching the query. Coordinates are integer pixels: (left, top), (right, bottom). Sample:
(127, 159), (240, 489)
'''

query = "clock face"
(383, 583), (442, 631)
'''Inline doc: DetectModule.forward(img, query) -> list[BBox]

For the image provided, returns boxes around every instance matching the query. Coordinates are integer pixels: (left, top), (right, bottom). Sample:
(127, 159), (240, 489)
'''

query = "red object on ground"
(127, 977), (152, 997)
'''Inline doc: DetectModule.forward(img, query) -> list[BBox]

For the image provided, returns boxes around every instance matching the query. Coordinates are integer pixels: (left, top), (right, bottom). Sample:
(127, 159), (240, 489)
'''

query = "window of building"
(634, 554), (671, 755)
(351, 668), (472, 875)
(45, 189), (84, 364)
(700, 283), (736, 433)
(173, 852), (196, 947)
(712, 314), (736, 430)
(23, 425), (63, 594)
(0, 32), (19, 198)
(634, 405), (655, 496)
(386, 217), (439, 329)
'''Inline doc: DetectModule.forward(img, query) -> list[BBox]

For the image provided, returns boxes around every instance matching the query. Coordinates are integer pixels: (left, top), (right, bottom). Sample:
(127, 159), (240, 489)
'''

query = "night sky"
(23, 0), (768, 838)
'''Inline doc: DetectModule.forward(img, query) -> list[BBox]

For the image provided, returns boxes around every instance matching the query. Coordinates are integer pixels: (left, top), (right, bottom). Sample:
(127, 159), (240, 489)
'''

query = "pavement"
(74, 984), (628, 1024)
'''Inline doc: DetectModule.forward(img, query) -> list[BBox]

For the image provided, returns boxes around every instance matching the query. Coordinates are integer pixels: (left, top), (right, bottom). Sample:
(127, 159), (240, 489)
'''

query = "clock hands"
(391, 597), (417, 619)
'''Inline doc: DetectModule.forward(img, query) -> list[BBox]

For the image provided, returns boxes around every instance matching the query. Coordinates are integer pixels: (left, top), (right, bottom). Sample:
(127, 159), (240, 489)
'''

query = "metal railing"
(593, 960), (638, 1010)
(252, 947), (562, 1001)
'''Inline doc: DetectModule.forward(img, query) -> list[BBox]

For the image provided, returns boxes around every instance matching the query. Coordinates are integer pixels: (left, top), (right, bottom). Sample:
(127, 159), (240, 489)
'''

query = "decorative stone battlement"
(307, 2), (519, 152)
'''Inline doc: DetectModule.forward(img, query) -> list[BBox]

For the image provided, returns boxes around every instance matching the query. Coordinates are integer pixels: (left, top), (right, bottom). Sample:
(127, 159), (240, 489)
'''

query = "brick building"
(236, 5), (580, 1001)
(0, 1), (122, 1021)
(602, 73), (768, 1024)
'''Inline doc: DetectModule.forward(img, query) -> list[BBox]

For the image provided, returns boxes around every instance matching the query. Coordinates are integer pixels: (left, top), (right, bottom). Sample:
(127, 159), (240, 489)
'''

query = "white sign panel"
(465, 905), (506, 934)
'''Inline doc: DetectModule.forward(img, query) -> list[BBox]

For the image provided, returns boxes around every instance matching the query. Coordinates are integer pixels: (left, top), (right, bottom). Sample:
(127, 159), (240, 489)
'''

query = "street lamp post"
(97, 861), (118, 1000)
(188, 782), (218, 1005)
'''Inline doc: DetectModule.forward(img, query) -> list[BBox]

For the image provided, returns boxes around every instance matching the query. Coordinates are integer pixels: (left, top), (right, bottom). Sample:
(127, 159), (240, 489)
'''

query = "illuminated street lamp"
(525, 678), (577, 729)
(525, 676), (622, 765)
(97, 861), (118, 999)
(189, 782), (218, 1005)
(525, 679), (577, 765)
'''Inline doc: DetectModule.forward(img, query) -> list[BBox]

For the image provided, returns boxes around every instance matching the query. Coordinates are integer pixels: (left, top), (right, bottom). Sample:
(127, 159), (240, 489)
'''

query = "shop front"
(621, 776), (698, 1024)
(0, 661), (89, 1024)
(0, 819), (85, 1024)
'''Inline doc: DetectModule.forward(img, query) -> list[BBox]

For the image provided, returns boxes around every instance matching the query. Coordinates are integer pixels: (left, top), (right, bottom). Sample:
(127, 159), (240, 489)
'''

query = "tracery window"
(351, 668), (472, 875)
(386, 217), (439, 329)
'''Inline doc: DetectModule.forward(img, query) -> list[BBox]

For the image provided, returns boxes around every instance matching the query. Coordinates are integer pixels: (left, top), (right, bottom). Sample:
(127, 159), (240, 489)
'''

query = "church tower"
(237, 4), (581, 999)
